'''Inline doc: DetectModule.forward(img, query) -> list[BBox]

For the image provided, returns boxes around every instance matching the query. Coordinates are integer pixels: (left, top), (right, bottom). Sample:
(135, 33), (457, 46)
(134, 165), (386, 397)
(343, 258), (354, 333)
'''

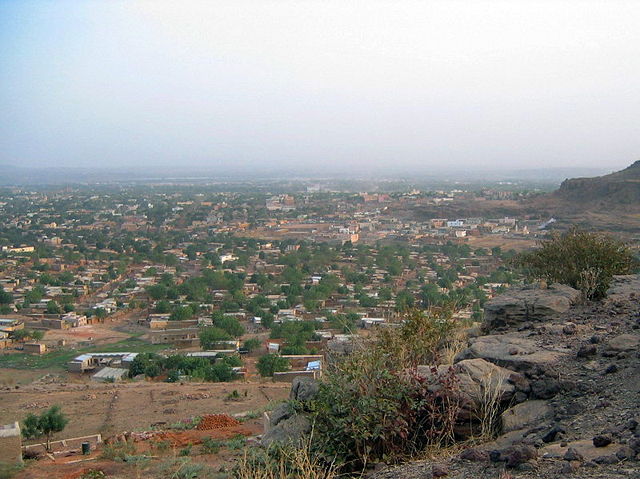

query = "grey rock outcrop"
(483, 283), (581, 331)
(606, 334), (640, 352)
(261, 377), (319, 447)
(417, 359), (526, 410)
(268, 402), (294, 428)
(606, 274), (640, 302)
(456, 333), (570, 373)
(289, 376), (319, 402)
(501, 400), (553, 433)
(261, 414), (311, 447)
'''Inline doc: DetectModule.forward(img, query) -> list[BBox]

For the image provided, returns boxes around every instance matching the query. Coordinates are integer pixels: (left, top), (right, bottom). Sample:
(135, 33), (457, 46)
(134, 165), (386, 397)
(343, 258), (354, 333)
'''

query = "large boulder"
(289, 376), (319, 402)
(417, 358), (527, 432)
(454, 359), (527, 406)
(483, 284), (581, 331)
(457, 333), (570, 373)
(261, 414), (311, 447)
(501, 400), (553, 433)
(418, 359), (524, 407)
(268, 402), (294, 428)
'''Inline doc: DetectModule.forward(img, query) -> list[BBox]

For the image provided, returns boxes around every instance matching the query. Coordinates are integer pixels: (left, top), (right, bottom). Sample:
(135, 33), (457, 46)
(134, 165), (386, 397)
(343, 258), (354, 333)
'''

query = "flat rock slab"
(483, 283), (581, 331)
(501, 400), (553, 433)
(606, 274), (640, 302)
(542, 439), (617, 461)
(458, 333), (570, 372)
(607, 334), (640, 352)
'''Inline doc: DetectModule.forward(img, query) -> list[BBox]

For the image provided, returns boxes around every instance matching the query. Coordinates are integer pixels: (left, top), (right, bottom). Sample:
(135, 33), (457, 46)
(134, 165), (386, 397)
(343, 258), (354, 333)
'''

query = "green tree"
(22, 405), (69, 452)
(146, 284), (167, 300)
(0, 286), (12, 305)
(12, 329), (44, 342)
(46, 300), (61, 315)
(242, 338), (262, 352)
(155, 300), (171, 314)
(256, 353), (290, 377)
(24, 286), (45, 305)
(212, 313), (245, 337)
(170, 305), (194, 321)
(199, 327), (232, 350)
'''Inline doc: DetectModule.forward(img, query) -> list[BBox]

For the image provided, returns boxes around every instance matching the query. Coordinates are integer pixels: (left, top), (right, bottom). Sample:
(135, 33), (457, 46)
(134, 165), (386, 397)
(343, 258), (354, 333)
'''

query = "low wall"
(0, 422), (22, 464)
(272, 370), (319, 382)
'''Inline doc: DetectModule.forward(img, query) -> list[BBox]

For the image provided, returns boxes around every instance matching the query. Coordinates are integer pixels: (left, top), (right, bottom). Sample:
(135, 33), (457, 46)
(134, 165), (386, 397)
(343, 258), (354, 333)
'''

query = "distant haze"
(1, 0), (639, 175)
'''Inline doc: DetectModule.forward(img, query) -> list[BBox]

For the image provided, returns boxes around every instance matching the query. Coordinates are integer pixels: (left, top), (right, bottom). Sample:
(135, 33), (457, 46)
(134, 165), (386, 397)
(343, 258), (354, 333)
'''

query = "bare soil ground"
(15, 419), (263, 479)
(0, 379), (290, 442)
(0, 368), (51, 386)
(466, 236), (537, 252)
(42, 323), (132, 348)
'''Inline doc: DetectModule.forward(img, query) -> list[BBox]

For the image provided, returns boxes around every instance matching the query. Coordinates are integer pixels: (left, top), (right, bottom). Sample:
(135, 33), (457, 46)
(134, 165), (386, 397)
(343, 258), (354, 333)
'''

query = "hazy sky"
(1, 0), (639, 174)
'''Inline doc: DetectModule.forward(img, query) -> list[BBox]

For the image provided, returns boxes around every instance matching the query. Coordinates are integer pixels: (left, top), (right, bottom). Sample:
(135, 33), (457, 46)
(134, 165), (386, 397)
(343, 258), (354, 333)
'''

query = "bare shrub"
(234, 439), (339, 479)
(475, 368), (508, 439)
(440, 328), (469, 366)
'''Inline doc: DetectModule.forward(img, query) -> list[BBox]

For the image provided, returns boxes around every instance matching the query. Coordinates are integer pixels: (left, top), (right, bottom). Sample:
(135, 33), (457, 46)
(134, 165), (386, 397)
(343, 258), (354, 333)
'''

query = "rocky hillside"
(554, 160), (640, 208)
(371, 274), (640, 478)
(529, 161), (640, 232)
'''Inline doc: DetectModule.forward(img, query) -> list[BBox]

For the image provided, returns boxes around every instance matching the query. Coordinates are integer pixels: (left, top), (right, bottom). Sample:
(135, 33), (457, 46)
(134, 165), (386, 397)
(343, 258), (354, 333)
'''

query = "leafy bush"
(225, 434), (247, 450)
(309, 310), (460, 468)
(513, 228), (638, 299)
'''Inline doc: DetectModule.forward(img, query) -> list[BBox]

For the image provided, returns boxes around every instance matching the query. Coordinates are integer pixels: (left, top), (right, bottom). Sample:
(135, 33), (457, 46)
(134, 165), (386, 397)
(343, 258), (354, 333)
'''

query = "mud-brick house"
(23, 342), (46, 354)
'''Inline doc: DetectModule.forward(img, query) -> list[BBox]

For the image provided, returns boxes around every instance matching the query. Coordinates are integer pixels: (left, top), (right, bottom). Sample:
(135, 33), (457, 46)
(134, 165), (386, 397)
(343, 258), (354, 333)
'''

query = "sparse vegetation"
(234, 441), (338, 479)
(155, 457), (212, 479)
(79, 471), (106, 479)
(514, 227), (638, 299)
(225, 434), (247, 450)
(178, 444), (193, 456)
(476, 368), (508, 439)
(201, 437), (221, 454)
(100, 440), (136, 461)
(0, 463), (23, 479)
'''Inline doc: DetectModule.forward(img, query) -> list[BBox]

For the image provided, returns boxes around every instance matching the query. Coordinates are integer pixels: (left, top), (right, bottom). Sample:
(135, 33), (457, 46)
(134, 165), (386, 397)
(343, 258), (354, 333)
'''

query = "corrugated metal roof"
(92, 367), (128, 380)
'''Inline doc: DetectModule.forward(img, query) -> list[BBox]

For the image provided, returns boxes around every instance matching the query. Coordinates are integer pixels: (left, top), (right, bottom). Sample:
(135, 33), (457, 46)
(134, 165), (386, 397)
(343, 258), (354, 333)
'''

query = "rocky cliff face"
(372, 275), (640, 479)
(554, 160), (640, 208)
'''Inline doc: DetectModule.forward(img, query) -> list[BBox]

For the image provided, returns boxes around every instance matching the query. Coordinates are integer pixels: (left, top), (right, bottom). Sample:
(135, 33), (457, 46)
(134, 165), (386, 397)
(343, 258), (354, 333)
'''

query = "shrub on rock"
(513, 228), (637, 300)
